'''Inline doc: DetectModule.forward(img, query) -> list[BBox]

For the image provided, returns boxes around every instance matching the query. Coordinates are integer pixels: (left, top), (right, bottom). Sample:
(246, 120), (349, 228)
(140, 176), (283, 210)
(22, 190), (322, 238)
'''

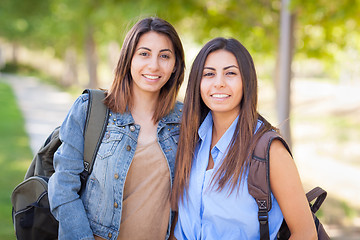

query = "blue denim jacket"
(48, 93), (183, 240)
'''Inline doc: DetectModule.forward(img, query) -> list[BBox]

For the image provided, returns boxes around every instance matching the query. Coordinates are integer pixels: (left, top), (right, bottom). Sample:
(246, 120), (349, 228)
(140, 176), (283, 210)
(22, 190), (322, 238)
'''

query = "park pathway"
(1, 73), (73, 153)
(1, 73), (360, 239)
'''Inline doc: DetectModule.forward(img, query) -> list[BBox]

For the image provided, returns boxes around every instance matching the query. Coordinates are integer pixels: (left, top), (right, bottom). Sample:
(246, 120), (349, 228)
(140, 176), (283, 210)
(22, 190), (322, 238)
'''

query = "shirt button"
(114, 202), (118, 208)
(114, 173), (119, 179)
(126, 145), (131, 151)
(108, 232), (112, 238)
(130, 125), (135, 132)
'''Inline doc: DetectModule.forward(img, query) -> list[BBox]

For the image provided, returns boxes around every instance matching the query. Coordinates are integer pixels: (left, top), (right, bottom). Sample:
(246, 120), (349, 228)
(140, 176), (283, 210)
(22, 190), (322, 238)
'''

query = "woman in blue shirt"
(171, 37), (316, 239)
(48, 17), (185, 240)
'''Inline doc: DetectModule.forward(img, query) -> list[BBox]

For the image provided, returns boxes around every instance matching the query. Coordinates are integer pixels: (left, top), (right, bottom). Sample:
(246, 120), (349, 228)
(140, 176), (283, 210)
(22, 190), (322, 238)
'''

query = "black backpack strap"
(80, 89), (109, 190)
(248, 130), (291, 240)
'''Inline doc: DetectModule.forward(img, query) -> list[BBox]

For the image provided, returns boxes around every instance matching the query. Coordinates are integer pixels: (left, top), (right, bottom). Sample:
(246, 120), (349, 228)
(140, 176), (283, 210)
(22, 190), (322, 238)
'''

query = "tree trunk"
(61, 47), (78, 87)
(12, 42), (18, 64)
(108, 41), (120, 73)
(85, 25), (98, 89)
(0, 45), (5, 69)
(276, 0), (295, 148)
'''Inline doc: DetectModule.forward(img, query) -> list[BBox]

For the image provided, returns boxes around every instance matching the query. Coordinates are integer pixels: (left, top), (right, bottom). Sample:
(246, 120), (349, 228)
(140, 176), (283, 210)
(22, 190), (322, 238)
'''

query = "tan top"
(117, 139), (171, 240)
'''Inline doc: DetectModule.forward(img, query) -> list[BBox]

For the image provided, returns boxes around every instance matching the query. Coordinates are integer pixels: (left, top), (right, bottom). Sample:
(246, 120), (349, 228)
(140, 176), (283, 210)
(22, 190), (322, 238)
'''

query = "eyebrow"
(136, 47), (173, 53)
(203, 67), (216, 71)
(203, 65), (239, 71)
(224, 65), (239, 70)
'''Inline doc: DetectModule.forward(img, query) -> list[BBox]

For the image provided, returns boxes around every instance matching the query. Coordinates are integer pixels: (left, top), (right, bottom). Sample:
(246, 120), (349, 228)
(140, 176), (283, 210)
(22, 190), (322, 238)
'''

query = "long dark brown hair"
(104, 17), (185, 122)
(171, 37), (276, 209)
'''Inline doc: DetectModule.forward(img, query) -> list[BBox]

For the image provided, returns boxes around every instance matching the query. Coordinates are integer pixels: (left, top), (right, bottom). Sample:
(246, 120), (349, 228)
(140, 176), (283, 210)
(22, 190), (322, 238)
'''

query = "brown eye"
(160, 54), (170, 59)
(226, 71), (236, 75)
(203, 72), (214, 77)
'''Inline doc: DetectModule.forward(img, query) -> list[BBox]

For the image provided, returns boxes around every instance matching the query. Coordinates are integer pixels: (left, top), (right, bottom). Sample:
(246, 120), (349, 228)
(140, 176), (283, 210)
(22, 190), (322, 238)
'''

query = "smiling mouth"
(211, 94), (230, 98)
(143, 74), (161, 80)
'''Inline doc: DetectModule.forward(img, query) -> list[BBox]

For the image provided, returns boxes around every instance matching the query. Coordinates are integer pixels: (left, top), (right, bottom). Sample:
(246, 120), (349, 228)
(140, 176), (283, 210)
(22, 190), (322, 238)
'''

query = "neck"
(211, 111), (238, 147)
(131, 90), (159, 124)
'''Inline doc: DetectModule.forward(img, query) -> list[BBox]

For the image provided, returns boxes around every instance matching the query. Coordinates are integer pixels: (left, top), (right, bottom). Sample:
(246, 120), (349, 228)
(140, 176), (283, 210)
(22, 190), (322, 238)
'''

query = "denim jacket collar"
(112, 111), (135, 127)
(112, 101), (183, 127)
(159, 101), (183, 124)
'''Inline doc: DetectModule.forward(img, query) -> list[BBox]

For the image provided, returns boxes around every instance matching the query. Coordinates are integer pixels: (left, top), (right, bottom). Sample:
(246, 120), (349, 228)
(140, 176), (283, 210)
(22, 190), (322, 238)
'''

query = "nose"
(213, 74), (225, 88)
(148, 56), (160, 71)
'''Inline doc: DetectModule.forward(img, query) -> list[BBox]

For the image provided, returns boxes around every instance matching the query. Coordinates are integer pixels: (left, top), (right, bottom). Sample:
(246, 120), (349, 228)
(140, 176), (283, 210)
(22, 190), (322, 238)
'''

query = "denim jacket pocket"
(96, 127), (124, 159)
(83, 176), (102, 218)
(82, 174), (115, 226)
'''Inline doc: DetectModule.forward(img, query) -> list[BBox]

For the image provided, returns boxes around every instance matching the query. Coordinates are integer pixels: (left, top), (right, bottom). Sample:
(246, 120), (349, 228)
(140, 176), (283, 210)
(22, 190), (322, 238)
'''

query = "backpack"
(248, 130), (330, 240)
(11, 89), (109, 240)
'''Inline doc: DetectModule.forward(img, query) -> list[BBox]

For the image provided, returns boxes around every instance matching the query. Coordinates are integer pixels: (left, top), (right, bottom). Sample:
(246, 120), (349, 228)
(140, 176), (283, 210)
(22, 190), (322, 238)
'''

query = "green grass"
(0, 81), (33, 240)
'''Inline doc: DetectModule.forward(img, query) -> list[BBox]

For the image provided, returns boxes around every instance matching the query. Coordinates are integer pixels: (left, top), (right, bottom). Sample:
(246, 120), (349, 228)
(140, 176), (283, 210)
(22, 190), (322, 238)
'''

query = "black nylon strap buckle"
(78, 170), (89, 194)
(258, 211), (268, 225)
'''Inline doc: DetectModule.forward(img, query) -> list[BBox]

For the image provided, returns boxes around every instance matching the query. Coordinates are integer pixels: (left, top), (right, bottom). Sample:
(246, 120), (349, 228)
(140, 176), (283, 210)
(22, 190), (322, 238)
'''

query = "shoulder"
(173, 101), (184, 121)
(264, 130), (291, 159)
(59, 92), (90, 136)
(71, 92), (90, 110)
(268, 136), (294, 177)
(269, 139), (291, 158)
(174, 101), (183, 113)
(77, 92), (90, 104)
(64, 93), (90, 121)
(162, 101), (183, 123)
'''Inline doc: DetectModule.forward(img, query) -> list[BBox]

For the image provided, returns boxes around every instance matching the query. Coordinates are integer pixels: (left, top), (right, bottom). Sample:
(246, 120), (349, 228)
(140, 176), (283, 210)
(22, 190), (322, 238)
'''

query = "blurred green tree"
(1, 0), (359, 139)
(1, 0), (359, 81)
(0, 0), (51, 63)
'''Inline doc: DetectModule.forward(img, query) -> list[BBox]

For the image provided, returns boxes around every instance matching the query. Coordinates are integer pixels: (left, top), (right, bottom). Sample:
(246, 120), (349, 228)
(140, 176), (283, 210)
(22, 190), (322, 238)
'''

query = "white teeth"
(212, 94), (229, 98)
(143, 74), (160, 80)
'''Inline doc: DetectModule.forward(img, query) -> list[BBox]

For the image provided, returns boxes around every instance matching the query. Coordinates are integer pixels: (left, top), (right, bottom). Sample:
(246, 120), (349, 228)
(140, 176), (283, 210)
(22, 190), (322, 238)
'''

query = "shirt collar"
(198, 112), (213, 141)
(217, 118), (263, 153)
(254, 119), (263, 134)
(198, 112), (263, 154)
(198, 112), (240, 154)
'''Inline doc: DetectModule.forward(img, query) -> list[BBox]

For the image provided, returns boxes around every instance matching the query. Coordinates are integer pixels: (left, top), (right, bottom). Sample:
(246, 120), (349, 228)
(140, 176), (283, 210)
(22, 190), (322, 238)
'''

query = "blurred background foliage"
(1, 0), (359, 88)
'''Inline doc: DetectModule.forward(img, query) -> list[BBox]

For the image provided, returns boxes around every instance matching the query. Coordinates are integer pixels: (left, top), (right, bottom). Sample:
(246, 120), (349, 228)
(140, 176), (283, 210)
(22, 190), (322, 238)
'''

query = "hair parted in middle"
(104, 17), (185, 122)
(171, 37), (276, 208)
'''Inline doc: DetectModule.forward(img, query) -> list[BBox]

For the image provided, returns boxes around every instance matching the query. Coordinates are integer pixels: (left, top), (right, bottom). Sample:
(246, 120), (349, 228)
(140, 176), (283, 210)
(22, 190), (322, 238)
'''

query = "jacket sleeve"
(48, 93), (95, 240)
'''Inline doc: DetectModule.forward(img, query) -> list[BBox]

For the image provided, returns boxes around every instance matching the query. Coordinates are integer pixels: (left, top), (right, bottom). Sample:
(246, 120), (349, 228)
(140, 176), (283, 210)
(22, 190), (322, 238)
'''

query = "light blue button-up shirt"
(175, 112), (283, 240)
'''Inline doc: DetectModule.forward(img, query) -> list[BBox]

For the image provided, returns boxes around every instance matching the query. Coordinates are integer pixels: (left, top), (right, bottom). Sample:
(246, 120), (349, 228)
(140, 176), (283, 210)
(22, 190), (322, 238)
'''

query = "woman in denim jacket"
(48, 17), (185, 240)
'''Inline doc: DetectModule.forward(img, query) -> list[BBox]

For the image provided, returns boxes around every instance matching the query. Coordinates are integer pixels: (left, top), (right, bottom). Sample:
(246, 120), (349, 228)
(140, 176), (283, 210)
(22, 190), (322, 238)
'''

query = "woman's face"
(130, 31), (176, 97)
(200, 49), (243, 119)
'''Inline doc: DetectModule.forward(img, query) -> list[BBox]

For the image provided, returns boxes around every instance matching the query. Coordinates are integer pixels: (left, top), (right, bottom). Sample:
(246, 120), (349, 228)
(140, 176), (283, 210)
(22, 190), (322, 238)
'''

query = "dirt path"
(259, 79), (360, 238)
(292, 80), (360, 207)
(1, 73), (73, 153)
